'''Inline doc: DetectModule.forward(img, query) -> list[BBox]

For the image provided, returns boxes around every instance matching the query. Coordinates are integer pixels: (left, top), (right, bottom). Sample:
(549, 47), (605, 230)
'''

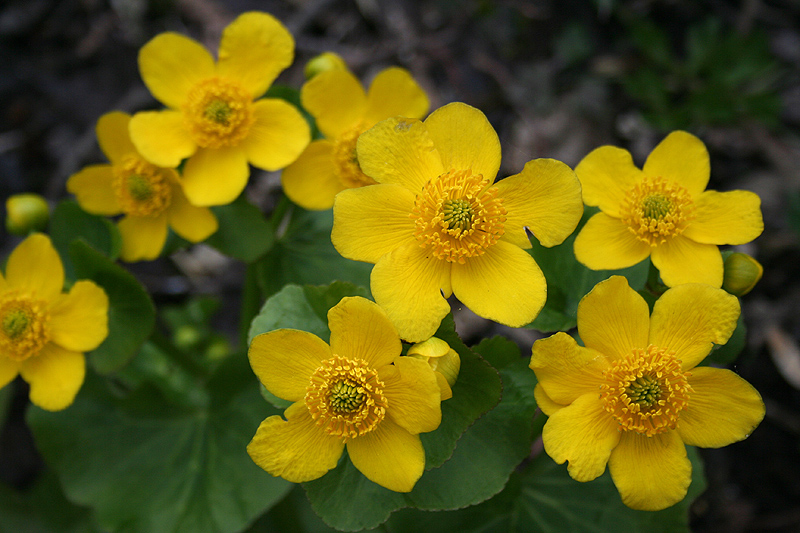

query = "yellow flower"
(407, 337), (460, 400)
(247, 296), (442, 492)
(331, 102), (584, 342)
(281, 64), (429, 210)
(128, 12), (311, 207)
(0, 234), (109, 411)
(573, 131), (764, 287)
(67, 112), (219, 262)
(529, 276), (765, 511)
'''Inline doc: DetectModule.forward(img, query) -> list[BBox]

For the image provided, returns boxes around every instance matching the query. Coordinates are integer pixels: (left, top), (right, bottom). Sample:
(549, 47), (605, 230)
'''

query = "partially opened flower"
(67, 112), (218, 262)
(529, 276), (764, 511)
(573, 131), (763, 286)
(247, 296), (441, 492)
(0, 234), (109, 411)
(407, 336), (460, 400)
(281, 64), (429, 210)
(129, 11), (310, 206)
(332, 102), (583, 342)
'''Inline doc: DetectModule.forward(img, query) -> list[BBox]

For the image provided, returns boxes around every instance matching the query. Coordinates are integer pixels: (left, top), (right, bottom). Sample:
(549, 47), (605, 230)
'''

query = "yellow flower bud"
(5, 193), (49, 235)
(408, 337), (461, 400)
(304, 52), (348, 79)
(723, 252), (763, 296)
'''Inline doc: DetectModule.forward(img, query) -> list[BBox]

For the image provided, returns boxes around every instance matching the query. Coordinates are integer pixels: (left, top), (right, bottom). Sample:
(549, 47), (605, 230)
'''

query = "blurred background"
(1, 0), (799, 531)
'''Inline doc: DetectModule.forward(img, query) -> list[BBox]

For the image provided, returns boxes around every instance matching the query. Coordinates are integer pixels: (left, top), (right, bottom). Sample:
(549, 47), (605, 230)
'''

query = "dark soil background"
(2, 1), (800, 532)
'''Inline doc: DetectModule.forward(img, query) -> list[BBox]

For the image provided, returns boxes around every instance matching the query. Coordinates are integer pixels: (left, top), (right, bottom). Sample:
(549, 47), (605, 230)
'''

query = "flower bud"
(304, 52), (348, 79)
(723, 252), (763, 296)
(408, 337), (461, 400)
(5, 193), (49, 235)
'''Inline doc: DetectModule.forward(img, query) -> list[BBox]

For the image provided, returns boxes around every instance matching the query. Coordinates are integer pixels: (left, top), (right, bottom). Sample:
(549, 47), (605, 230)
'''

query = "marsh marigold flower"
(281, 62), (429, 210)
(331, 102), (583, 342)
(529, 276), (764, 511)
(0, 234), (109, 411)
(128, 12), (310, 207)
(247, 296), (442, 492)
(573, 131), (763, 287)
(67, 112), (218, 262)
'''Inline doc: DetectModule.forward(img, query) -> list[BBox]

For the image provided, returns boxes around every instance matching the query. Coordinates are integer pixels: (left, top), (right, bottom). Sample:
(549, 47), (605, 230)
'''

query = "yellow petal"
(651, 236), (723, 287)
(577, 276), (650, 361)
(435, 372), (452, 401)
(248, 329), (332, 402)
(95, 111), (136, 164)
(66, 165), (121, 216)
(608, 430), (692, 511)
(451, 241), (546, 327)
(331, 184), (416, 263)
(19, 343), (85, 411)
(573, 212), (651, 271)
(379, 356), (441, 434)
(407, 337), (450, 358)
(129, 110), (196, 168)
(346, 417), (425, 492)
(181, 146), (249, 206)
(281, 140), (344, 211)
(49, 280), (109, 352)
(356, 116), (443, 191)
(683, 190), (764, 245)
(649, 283), (740, 370)
(301, 69), (367, 139)
(530, 332), (609, 405)
(166, 180), (218, 242)
(363, 67), (429, 126)
(574, 145), (642, 218)
(0, 357), (19, 390)
(118, 215), (168, 262)
(541, 392), (621, 482)
(241, 98), (310, 171)
(327, 296), (402, 368)
(642, 131), (709, 198)
(371, 243), (452, 343)
(247, 401), (345, 483)
(678, 367), (764, 447)
(534, 383), (565, 416)
(423, 102), (500, 182)
(216, 12), (294, 98)
(496, 158), (583, 249)
(138, 32), (215, 109)
(5, 234), (64, 301)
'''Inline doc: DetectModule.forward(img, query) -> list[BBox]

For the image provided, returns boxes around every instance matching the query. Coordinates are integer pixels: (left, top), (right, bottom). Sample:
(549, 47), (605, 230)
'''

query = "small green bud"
(5, 193), (49, 235)
(304, 52), (348, 79)
(204, 337), (231, 361)
(173, 325), (202, 350)
(723, 252), (763, 296)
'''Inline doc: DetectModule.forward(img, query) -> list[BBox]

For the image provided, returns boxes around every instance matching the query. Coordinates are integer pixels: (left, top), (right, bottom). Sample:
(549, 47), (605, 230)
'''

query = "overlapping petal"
(651, 236), (723, 287)
(642, 131), (709, 198)
(242, 98), (310, 171)
(129, 110), (196, 168)
(451, 241), (546, 328)
(530, 332), (609, 405)
(328, 297), (401, 369)
(379, 356), (441, 434)
(96, 111), (136, 164)
(181, 146), (249, 206)
(683, 190), (764, 245)
(19, 343), (85, 411)
(575, 146), (642, 217)
(649, 283), (740, 370)
(497, 158), (583, 249)
(608, 430), (692, 511)
(533, 384), (565, 416)
(167, 183), (218, 242)
(577, 276), (650, 361)
(66, 165), (121, 216)
(573, 213), (651, 271)
(5, 233), (64, 301)
(248, 329), (332, 402)
(281, 141), (344, 211)
(363, 67), (429, 126)
(118, 215), (168, 262)
(48, 281), (109, 353)
(302, 69), (367, 139)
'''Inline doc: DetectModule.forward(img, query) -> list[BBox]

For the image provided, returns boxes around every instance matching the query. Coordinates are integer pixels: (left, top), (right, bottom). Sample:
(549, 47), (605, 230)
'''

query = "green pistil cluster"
(641, 194), (671, 221)
(443, 198), (474, 231)
(127, 175), (154, 202)
(626, 376), (661, 408)
(2, 308), (30, 339)
(329, 380), (365, 413)
(205, 99), (232, 125)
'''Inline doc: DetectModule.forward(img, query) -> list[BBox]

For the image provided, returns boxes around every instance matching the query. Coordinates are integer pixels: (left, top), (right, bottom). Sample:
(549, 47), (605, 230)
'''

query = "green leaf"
(206, 194), (275, 262)
(27, 355), (292, 533)
(528, 209), (649, 332)
(69, 240), (155, 374)
(49, 200), (122, 277)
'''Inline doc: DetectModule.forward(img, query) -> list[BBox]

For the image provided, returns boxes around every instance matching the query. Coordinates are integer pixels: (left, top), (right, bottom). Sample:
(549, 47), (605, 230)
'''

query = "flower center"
(332, 123), (377, 188)
(183, 77), (254, 149)
(620, 176), (695, 246)
(411, 169), (506, 264)
(600, 345), (692, 436)
(113, 155), (172, 217)
(305, 355), (387, 441)
(0, 291), (51, 362)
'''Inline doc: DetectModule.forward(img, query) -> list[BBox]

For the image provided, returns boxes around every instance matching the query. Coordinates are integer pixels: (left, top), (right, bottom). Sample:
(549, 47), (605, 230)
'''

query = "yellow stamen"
(620, 176), (695, 246)
(600, 345), (692, 436)
(183, 77), (254, 149)
(411, 169), (506, 264)
(112, 155), (171, 217)
(0, 291), (50, 362)
(332, 123), (377, 188)
(305, 355), (387, 441)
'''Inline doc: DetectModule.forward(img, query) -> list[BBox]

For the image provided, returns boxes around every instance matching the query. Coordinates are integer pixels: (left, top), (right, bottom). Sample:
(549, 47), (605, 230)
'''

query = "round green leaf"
(206, 195), (275, 263)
